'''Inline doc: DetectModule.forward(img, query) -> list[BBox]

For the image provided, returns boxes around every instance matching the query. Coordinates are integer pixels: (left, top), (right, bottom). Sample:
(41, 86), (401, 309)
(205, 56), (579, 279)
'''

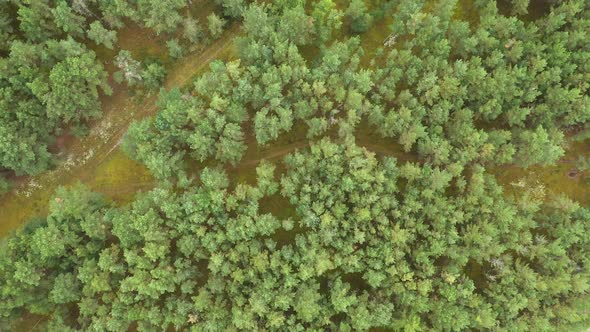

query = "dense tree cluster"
(369, 0), (589, 168)
(1, 140), (589, 330)
(125, 0), (589, 181)
(1, 0), (589, 331)
(0, 168), (281, 330)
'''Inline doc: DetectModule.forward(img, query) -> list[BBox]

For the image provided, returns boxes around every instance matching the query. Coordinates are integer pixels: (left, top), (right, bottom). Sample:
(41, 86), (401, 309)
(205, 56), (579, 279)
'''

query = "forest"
(0, 0), (589, 331)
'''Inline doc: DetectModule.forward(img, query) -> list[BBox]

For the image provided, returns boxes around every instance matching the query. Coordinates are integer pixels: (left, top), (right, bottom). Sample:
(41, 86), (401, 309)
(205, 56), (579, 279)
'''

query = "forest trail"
(0, 23), (240, 236)
(240, 142), (309, 167)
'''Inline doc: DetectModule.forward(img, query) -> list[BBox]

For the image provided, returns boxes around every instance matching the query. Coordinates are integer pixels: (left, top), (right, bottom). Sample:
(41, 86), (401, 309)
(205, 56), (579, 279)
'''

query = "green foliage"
(207, 13), (226, 39)
(17, 1), (57, 42)
(183, 16), (205, 44)
(123, 62), (249, 178)
(87, 21), (117, 49)
(51, 0), (85, 37)
(0, 0), (198, 178)
(513, 126), (564, 167)
(368, 0), (589, 168)
(575, 156), (590, 172)
(312, 0), (343, 45)
(0, 176), (11, 195)
(509, 0), (530, 15)
(44, 49), (112, 123)
(346, 0), (372, 33)
(95, 0), (136, 29)
(166, 38), (184, 59)
(136, 0), (186, 34)
(277, 6), (316, 45)
(114, 51), (166, 90)
(215, 0), (248, 18)
(0, 168), (282, 330)
(114, 50), (143, 86)
(0, 3), (14, 52)
(142, 61), (167, 90)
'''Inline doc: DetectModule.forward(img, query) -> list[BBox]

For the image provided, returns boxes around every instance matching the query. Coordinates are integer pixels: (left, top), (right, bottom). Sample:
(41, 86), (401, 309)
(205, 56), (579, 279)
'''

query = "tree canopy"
(2, 139), (589, 330)
(1, 0), (589, 331)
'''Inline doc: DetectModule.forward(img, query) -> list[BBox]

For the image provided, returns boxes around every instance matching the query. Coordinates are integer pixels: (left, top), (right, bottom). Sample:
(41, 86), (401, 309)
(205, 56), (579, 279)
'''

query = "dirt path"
(240, 142), (310, 167)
